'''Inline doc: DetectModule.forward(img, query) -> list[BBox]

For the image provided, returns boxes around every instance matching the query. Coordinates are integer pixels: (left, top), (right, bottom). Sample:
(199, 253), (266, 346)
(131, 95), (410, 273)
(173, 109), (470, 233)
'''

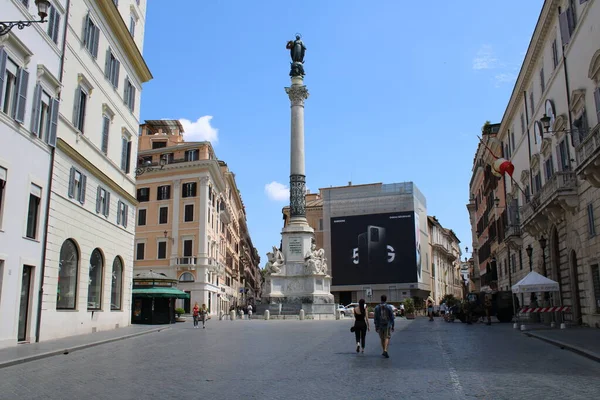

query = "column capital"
(199, 176), (210, 186)
(285, 85), (309, 106)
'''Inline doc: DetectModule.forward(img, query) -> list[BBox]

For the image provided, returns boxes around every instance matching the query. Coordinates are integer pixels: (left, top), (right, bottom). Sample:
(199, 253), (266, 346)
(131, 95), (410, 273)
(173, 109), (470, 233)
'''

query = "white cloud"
(179, 116), (218, 143)
(472, 45), (498, 70)
(494, 72), (517, 87)
(265, 181), (289, 201)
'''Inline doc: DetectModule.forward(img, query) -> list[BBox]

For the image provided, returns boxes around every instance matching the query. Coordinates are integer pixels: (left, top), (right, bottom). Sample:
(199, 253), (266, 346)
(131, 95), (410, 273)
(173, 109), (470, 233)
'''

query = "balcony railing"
(504, 224), (521, 238)
(520, 172), (577, 223)
(177, 257), (198, 265)
(576, 124), (600, 167)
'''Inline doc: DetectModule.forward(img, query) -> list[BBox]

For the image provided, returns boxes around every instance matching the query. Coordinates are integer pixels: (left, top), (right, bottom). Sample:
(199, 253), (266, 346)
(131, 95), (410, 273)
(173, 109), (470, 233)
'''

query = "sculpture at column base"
(264, 246), (284, 275)
(304, 238), (328, 275)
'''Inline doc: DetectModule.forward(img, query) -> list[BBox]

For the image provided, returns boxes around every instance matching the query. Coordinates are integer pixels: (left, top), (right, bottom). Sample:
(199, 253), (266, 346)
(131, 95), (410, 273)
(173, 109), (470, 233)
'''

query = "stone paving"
(0, 317), (599, 399)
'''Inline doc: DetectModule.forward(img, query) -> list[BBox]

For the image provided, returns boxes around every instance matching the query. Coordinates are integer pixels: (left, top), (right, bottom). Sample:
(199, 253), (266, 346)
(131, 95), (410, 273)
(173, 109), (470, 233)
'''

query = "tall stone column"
(285, 77), (309, 226)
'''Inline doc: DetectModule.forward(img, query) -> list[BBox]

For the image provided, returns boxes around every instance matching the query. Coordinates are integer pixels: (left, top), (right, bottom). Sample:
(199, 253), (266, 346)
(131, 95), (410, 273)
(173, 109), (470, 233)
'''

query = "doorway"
(570, 250), (582, 325)
(18, 266), (33, 342)
(184, 291), (191, 313)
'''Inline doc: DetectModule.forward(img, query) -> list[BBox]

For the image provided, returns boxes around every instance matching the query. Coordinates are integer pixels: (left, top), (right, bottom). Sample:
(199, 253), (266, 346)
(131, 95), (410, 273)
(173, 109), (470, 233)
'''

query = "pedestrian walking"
(192, 302), (200, 329)
(351, 298), (370, 353)
(247, 304), (253, 319)
(200, 303), (208, 328)
(374, 294), (394, 358)
(426, 296), (434, 321)
(484, 295), (492, 325)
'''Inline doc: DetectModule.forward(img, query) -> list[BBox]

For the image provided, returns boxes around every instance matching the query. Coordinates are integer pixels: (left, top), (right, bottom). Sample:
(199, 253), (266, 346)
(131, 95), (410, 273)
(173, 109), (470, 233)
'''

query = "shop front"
(131, 272), (190, 325)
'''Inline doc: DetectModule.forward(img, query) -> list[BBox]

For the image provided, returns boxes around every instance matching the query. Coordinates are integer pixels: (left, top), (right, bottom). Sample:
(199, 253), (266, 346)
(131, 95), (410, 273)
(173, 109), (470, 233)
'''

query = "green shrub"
(403, 298), (415, 314)
(175, 307), (185, 316)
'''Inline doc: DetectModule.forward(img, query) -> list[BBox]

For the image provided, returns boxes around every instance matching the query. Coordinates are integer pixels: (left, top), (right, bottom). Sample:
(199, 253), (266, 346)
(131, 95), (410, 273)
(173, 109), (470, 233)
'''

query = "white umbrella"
(511, 271), (559, 294)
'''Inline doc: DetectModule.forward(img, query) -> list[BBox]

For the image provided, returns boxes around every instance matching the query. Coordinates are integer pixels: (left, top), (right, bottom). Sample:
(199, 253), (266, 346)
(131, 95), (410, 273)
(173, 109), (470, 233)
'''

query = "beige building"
(468, 0), (600, 327)
(134, 120), (261, 316)
(427, 216), (463, 303)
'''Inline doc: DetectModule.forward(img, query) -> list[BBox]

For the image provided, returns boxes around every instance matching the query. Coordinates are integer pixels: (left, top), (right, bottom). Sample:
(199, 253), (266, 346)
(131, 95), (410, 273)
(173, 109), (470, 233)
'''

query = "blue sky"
(140, 0), (544, 265)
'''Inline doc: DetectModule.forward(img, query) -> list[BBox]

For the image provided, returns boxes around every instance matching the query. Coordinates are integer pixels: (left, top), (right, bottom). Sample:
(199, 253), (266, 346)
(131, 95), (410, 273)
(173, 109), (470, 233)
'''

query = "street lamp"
(539, 113), (591, 139)
(526, 244), (533, 272)
(135, 155), (167, 177)
(0, 1), (51, 36)
(539, 236), (547, 277)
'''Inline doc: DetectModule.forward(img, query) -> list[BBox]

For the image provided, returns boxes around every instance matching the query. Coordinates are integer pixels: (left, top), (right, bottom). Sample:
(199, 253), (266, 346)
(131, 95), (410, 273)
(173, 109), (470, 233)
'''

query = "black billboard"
(330, 212), (420, 285)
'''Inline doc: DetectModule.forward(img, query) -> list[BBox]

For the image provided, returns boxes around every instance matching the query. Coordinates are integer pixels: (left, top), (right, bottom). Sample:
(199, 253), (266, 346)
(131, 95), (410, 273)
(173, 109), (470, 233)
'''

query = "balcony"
(504, 224), (523, 249)
(575, 124), (600, 187)
(177, 257), (198, 266)
(520, 172), (578, 236)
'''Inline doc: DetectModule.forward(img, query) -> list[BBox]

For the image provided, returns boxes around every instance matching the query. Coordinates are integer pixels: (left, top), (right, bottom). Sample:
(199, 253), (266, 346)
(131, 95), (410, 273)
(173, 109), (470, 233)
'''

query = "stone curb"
(524, 331), (600, 363)
(0, 326), (170, 370)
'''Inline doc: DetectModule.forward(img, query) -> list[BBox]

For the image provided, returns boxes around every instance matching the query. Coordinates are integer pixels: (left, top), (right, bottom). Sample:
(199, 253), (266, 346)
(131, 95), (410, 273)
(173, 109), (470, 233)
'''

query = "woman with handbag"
(351, 299), (370, 353)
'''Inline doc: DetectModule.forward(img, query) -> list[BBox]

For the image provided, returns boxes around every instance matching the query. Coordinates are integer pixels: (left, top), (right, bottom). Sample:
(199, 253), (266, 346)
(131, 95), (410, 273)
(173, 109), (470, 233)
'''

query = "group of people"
(351, 295), (395, 358)
(192, 303), (208, 329)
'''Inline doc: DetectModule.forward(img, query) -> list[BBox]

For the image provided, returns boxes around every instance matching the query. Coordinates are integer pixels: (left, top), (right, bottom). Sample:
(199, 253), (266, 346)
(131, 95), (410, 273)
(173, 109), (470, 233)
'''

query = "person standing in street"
(352, 299), (370, 353)
(426, 297), (434, 321)
(200, 303), (208, 328)
(192, 302), (200, 329)
(484, 295), (492, 326)
(374, 294), (394, 358)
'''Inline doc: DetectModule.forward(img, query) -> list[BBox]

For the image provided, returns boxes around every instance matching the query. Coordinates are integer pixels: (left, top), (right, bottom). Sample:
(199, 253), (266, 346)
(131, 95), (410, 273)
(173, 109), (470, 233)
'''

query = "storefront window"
(57, 239), (79, 309)
(88, 249), (103, 310)
(111, 256), (123, 310)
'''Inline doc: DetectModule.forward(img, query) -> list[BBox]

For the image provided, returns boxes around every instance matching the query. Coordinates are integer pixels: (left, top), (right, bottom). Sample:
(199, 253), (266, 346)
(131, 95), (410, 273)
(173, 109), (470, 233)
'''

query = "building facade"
(134, 120), (260, 316)
(39, 0), (152, 341)
(0, 0), (67, 348)
(468, 0), (600, 327)
(427, 216), (462, 303)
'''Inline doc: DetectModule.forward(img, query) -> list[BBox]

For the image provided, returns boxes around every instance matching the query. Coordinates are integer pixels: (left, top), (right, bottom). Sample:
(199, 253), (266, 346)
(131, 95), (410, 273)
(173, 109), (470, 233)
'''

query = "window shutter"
(130, 85), (136, 111)
(125, 140), (132, 173)
(96, 186), (102, 213)
(47, 7), (55, 41)
(73, 88), (81, 128)
(83, 14), (90, 47)
(79, 174), (87, 205)
(101, 116), (109, 154)
(123, 78), (129, 105)
(104, 48), (111, 79)
(117, 200), (121, 225)
(124, 205), (128, 228)
(0, 47), (6, 106)
(594, 87), (600, 126)
(93, 25), (100, 58)
(104, 191), (110, 217)
(30, 84), (42, 136)
(47, 98), (59, 147)
(15, 68), (29, 123)
(120, 137), (127, 171)
(114, 60), (120, 88)
(166, 185), (171, 199)
(52, 10), (60, 44)
(68, 167), (75, 198)
(559, 11), (571, 46)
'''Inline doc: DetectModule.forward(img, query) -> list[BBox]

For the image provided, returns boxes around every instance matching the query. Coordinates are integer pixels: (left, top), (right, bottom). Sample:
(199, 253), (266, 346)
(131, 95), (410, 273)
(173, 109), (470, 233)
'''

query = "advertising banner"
(331, 212), (418, 285)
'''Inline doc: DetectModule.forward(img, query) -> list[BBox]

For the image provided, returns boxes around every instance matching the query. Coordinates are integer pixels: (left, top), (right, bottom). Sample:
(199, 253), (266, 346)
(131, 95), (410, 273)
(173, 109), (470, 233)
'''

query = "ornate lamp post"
(1, 1), (51, 36)
(539, 236), (547, 277)
(526, 244), (533, 272)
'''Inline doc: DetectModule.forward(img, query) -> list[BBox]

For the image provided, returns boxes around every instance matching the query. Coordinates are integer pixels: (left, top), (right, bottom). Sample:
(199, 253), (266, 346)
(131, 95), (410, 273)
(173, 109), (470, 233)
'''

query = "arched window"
(88, 249), (104, 310)
(179, 272), (194, 282)
(111, 257), (123, 310)
(57, 239), (79, 309)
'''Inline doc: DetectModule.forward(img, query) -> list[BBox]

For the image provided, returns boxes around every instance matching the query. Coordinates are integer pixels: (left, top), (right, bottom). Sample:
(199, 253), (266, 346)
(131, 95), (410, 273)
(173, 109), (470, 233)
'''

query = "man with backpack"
(374, 294), (395, 358)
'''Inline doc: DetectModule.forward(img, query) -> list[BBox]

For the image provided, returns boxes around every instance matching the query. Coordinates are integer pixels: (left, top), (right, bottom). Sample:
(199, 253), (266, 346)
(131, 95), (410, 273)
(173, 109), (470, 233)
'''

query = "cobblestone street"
(1, 318), (599, 400)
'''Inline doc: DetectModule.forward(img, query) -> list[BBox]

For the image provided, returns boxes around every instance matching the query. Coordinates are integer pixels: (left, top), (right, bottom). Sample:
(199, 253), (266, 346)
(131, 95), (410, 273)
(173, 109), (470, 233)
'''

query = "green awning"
(132, 287), (190, 299)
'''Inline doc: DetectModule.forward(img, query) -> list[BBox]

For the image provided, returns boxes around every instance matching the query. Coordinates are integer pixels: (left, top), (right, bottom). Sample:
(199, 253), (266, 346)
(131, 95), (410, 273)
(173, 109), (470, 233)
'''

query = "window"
(0, 51), (28, 123)
(557, 140), (569, 171)
(83, 14), (100, 58)
(31, 84), (58, 146)
(152, 141), (166, 149)
(95, 186), (110, 217)
(137, 187), (150, 202)
(594, 87), (600, 126)
(129, 16), (136, 37)
(120, 137), (132, 173)
(26, 184), (41, 239)
(73, 86), (88, 133)
(47, 5), (61, 44)
(111, 257), (123, 310)
(179, 272), (194, 282)
(533, 173), (542, 193)
(0, 167), (6, 228)
(511, 253), (517, 274)
(520, 113), (525, 136)
(183, 239), (193, 257)
(159, 206), (168, 224)
(88, 249), (103, 310)
(590, 264), (600, 314)
(544, 157), (554, 181)
(68, 167), (87, 204)
(157, 185), (171, 200)
(137, 209), (147, 226)
(100, 115), (110, 154)
(552, 39), (559, 68)
(104, 49), (120, 88)
(57, 239), (79, 310)
(510, 131), (516, 151)
(529, 92), (535, 114)
(319, 218), (323, 231)
(182, 182), (197, 198)
(588, 203), (596, 237)
(185, 149), (199, 161)
(124, 78), (135, 112)
(117, 200), (128, 227)
(157, 241), (167, 259)
(164, 152), (174, 164)
(540, 68), (545, 94)
(519, 250), (523, 270)
(559, 6), (575, 46)
(136, 242), (145, 260)
(184, 204), (193, 222)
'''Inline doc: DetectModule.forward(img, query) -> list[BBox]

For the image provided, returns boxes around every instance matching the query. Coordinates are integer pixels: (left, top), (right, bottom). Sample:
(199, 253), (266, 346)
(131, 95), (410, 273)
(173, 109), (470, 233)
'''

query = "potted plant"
(175, 307), (186, 322)
(403, 298), (416, 319)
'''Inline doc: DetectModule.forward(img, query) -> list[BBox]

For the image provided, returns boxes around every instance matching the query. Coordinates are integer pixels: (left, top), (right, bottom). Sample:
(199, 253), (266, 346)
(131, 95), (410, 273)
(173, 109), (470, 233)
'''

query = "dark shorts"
(378, 325), (392, 340)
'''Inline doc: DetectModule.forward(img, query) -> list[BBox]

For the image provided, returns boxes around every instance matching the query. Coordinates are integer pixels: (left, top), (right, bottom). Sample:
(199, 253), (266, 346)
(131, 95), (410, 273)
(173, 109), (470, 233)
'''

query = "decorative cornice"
(96, 0), (152, 83)
(57, 138), (138, 205)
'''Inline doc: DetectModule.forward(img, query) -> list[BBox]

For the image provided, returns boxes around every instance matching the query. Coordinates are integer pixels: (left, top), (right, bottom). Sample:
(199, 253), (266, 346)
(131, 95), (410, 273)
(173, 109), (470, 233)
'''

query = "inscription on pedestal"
(289, 237), (303, 256)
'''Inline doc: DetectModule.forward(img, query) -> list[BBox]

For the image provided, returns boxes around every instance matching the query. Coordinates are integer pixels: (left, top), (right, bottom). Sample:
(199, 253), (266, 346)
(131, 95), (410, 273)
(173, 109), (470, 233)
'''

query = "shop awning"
(132, 287), (190, 299)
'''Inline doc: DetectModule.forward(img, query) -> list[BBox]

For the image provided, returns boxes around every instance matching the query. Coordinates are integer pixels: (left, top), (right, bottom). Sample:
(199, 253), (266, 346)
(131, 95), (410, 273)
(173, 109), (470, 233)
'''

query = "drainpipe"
(35, 0), (71, 343)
